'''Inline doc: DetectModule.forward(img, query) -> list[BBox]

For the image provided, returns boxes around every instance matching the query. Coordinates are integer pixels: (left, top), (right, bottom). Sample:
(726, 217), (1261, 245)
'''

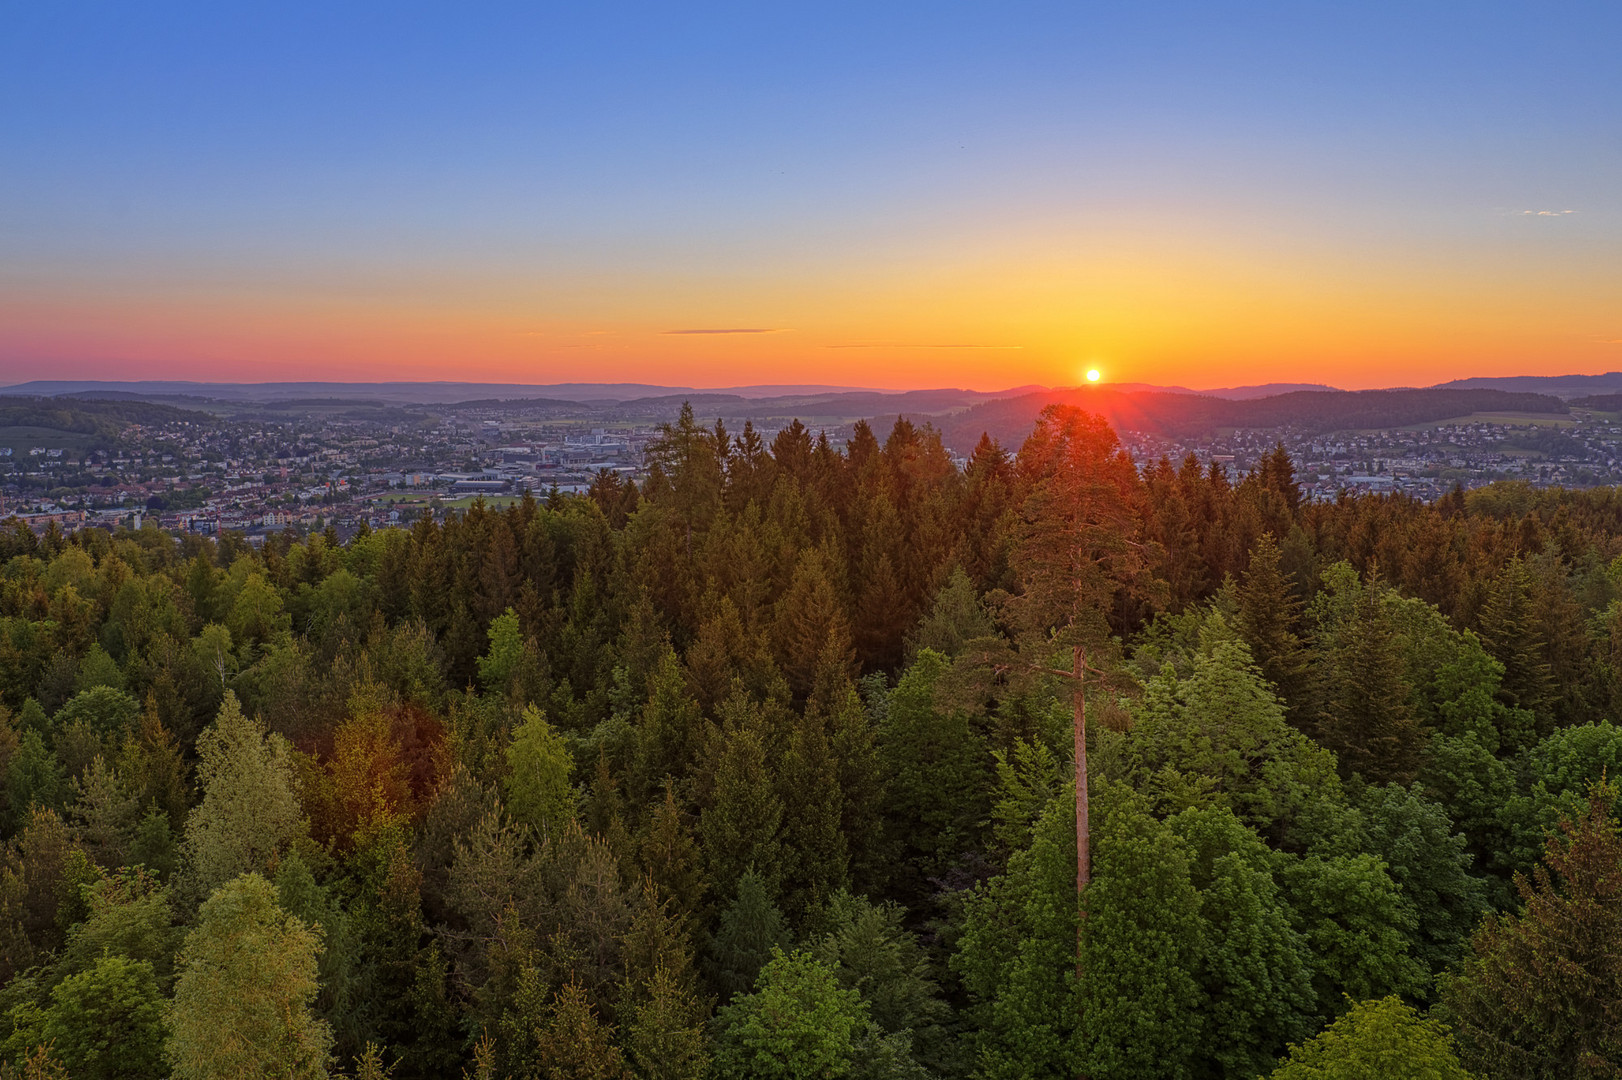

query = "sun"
(1085, 368), (1101, 383)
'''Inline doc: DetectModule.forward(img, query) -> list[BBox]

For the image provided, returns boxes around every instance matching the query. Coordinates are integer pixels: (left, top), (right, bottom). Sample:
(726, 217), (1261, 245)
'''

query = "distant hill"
(0, 395), (211, 437)
(1432, 372), (1622, 399)
(0, 380), (1017, 407)
(928, 387), (1570, 452)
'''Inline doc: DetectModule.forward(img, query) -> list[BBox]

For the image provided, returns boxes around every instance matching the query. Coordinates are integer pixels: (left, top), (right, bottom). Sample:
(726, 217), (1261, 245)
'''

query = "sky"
(2, 1), (1619, 392)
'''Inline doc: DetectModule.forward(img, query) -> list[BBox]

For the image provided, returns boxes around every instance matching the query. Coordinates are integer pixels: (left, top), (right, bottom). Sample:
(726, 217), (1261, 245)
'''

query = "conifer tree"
(1444, 782), (1622, 1079)
(708, 869), (791, 1000)
(535, 980), (632, 1080)
(1236, 532), (1310, 710)
(774, 709), (848, 921)
(699, 724), (783, 902)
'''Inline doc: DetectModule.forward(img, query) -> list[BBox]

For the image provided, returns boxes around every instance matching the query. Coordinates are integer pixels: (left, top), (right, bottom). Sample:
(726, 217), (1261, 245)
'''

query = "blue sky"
(2, 1), (1619, 388)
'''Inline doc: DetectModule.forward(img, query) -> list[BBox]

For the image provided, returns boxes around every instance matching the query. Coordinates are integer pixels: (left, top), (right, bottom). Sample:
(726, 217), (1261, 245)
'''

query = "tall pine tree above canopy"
(998, 404), (1161, 900)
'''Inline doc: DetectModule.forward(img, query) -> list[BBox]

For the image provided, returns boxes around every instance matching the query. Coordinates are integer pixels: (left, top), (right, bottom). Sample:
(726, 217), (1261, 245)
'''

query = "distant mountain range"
(0, 375), (1603, 456)
(924, 387), (1569, 452)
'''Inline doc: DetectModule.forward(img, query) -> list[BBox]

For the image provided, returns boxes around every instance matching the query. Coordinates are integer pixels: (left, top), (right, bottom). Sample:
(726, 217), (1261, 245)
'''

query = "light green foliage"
(503, 705), (577, 839)
(179, 692), (307, 904)
(712, 948), (867, 1080)
(1124, 633), (1347, 851)
(957, 781), (1206, 1080)
(990, 738), (1062, 855)
(226, 572), (291, 652)
(1268, 996), (1474, 1080)
(1278, 851), (1428, 1014)
(1076, 781), (1206, 1080)
(167, 873), (333, 1080)
(476, 607), (524, 695)
(56, 868), (180, 991)
(1169, 806), (1315, 1078)
(1501, 721), (1622, 873)
(1419, 733), (1518, 893)
(72, 645), (124, 695)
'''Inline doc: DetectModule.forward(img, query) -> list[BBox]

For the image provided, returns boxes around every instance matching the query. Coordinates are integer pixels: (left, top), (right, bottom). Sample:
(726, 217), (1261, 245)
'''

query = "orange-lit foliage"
(309, 702), (450, 850)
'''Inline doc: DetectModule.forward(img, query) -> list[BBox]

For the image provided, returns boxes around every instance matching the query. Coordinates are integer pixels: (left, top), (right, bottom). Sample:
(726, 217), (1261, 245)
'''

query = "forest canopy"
(1, 401), (1620, 1079)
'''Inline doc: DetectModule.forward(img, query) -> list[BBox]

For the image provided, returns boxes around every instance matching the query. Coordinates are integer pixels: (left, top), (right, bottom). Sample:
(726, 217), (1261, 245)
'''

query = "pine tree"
(774, 709), (848, 922)
(708, 870), (790, 1000)
(1236, 532), (1310, 711)
(535, 980), (632, 1080)
(699, 724), (783, 902)
(1443, 782), (1622, 1079)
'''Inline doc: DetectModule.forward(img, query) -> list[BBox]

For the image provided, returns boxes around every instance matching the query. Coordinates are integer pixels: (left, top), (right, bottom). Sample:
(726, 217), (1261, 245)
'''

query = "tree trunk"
(1074, 644), (1090, 900)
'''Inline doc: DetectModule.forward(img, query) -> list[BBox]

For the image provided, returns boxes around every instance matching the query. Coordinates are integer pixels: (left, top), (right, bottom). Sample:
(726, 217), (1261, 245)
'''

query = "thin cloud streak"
(663, 328), (790, 335)
(827, 343), (1024, 350)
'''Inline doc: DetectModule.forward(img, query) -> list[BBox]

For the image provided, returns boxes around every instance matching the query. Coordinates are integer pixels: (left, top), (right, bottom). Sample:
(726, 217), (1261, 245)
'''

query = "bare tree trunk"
(1074, 643), (1090, 900)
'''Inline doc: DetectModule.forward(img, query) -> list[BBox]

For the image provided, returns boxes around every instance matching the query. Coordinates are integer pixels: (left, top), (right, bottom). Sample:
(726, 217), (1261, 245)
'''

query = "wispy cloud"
(1597, 338), (1622, 344)
(826, 343), (1023, 350)
(1521, 209), (1577, 216)
(663, 328), (790, 335)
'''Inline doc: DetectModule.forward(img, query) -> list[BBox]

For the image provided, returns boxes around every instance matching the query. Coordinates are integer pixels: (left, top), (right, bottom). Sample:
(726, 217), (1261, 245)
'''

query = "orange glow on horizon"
(4, 223), (1619, 392)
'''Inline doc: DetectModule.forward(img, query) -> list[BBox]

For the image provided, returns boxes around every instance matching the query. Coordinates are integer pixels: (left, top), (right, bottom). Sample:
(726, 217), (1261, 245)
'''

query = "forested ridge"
(1, 402), (1620, 1079)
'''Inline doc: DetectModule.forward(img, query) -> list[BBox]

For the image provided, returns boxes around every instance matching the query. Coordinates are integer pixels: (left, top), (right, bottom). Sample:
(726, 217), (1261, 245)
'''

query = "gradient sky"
(2, 2), (1619, 390)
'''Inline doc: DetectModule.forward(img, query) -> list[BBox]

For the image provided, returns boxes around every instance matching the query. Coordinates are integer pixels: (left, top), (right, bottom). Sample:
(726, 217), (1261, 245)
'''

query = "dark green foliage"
(707, 870), (790, 1001)
(1443, 783), (1622, 1080)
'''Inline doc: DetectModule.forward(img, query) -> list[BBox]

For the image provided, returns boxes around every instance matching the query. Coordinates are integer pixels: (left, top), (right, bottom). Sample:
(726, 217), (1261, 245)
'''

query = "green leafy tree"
(711, 948), (867, 1080)
(956, 781), (1205, 1080)
(1268, 996), (1474, 1080)
(33, 956), (166, 1080)
(178, 692), (307, 903)
(167, 872), (334, 1080)
(504, 705), (578, 840)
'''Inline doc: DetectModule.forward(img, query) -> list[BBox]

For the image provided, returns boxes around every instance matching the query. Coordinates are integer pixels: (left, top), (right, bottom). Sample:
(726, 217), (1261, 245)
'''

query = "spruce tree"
(708, 870), (790, 1000)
